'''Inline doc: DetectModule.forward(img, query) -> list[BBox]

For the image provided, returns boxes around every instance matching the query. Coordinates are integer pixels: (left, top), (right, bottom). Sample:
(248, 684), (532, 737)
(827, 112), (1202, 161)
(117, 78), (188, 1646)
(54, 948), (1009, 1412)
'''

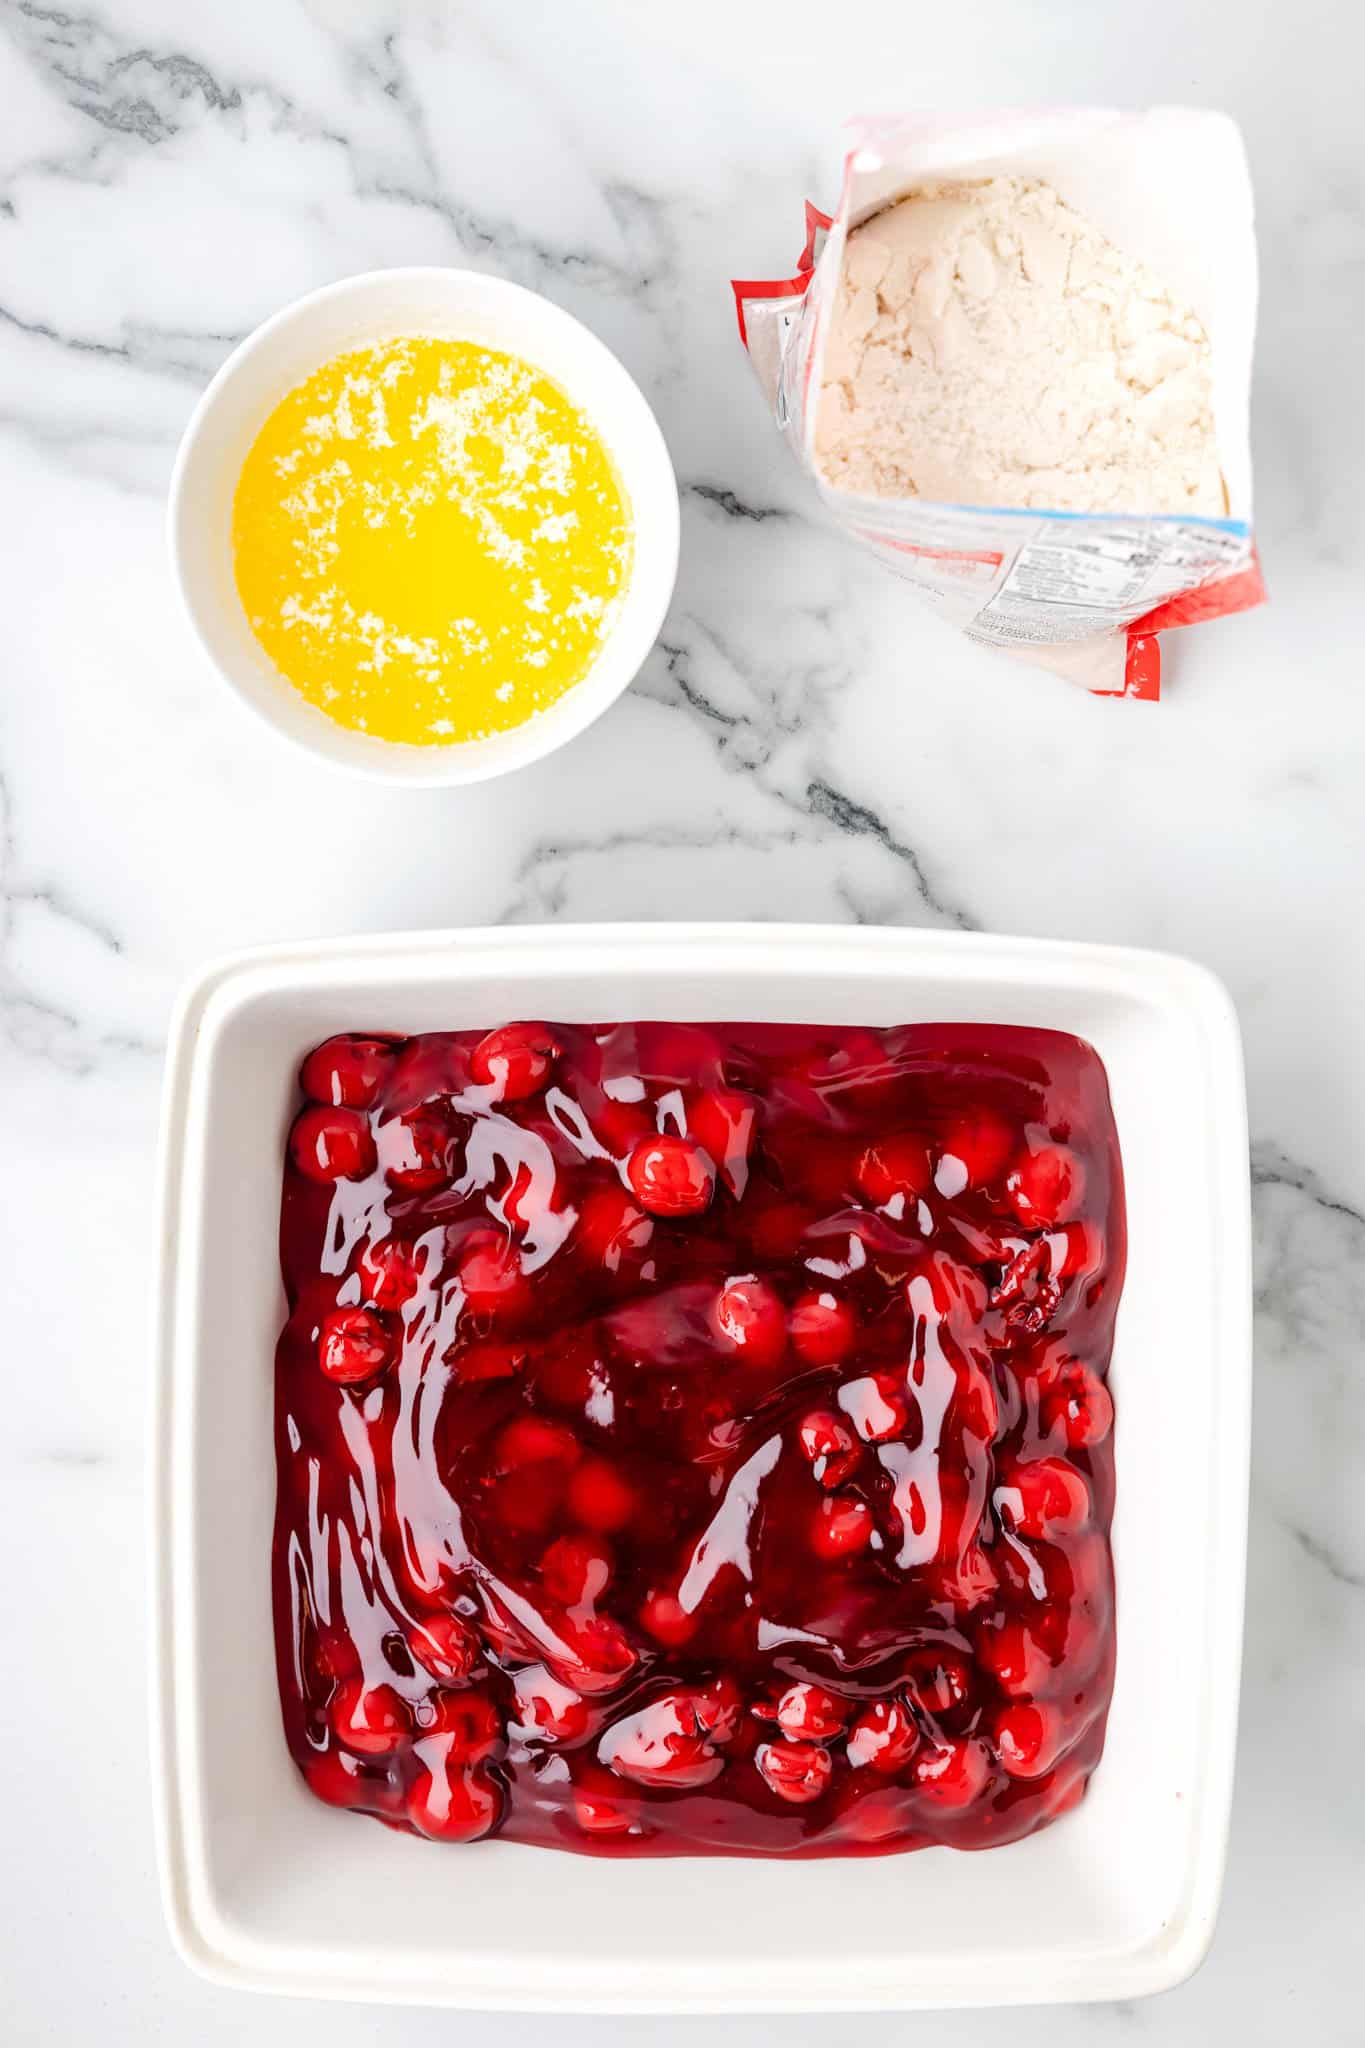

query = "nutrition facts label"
(970, 521), (1253, 644)
(805, 461), (1255, 658)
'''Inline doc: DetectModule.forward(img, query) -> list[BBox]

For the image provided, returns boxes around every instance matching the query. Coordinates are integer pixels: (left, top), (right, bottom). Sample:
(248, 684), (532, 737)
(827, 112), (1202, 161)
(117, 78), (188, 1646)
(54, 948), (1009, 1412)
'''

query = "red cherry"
(1006, 1142), (1085, 1228)
(687, 1087), (757, 1198)
(992, 1700), (1068, 1778)
(974, 1615), (1053, 1697)
(546, 1612), (638, 1696)
(625, 1135), (715, 1217)
(289, 1104), (376, 1184)
(789, 1290), (856, 1365)
(1043, 1367), (1114, 1449)
(300, 1034), (397, 1109)
(470, 1021), (562, 1102)
(811, 1492), (874, 1558)
(692, 1674), (745, 1744)
(571, 1762), (638, 1835)
(407, 1750), (503, 1842)
(512, 1665), (593, 1744)
(712, 1276), (787, 1368)
(574, 1185), (654, 1272)
(846, 1696), (919, 1773)
(412, 1688), (502, 1762)
(497, 1414), (581, 1470)
(756, 1738), (833, 1804)
(330, 1678), (409, 1755)
(302, 1746), (369, 1810)
(317, 1305), (395, 1385)
(454, 1339), (527, 1383)
(383, 1106), (455, 1192)
(458, 1233), (529, 1319)
(911, 1735), (991, 1809)
(840, 1371), (911, 1444)
(599, 1690), (728, 1789)
(775, 1682), (849, 1742)
(997, 1458), (1090, 1537)
(934, 1112), (1015, 1195)
(542, 1532), (614, 1606)
(567, 1456), (636, 1533)
(904, 1648), (975, 1723)
(638, 1591), (696, 1647)
(857, 1134), (932, 1206)
(408, 1613), (480, 1684)
(1053, 1219), (1106, 1281)
(357, 1234), (427, 1310)
(922, 1541), (1000, 1615)
(796, 1408), (861, 1487)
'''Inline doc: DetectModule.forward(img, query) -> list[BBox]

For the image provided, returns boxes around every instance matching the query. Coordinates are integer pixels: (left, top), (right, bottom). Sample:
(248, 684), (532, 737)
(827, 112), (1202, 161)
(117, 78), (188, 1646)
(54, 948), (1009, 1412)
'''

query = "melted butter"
(231, 336), (633, 745)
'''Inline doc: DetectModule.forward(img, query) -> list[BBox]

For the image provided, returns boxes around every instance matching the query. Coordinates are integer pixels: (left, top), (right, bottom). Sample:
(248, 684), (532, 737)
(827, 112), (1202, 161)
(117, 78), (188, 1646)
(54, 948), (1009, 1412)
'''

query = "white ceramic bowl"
(150, 923), (1251, 2012)
(167, 270), (679, 785)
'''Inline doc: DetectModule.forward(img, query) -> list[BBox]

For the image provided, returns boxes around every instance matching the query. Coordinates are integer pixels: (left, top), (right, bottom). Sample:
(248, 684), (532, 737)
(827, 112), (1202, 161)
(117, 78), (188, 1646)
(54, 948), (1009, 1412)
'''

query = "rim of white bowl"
(167, 267), (680, 787)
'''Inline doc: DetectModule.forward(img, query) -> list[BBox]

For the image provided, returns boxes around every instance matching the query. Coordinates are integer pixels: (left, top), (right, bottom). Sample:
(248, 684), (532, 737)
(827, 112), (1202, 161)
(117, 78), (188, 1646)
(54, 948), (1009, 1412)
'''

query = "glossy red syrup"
(274, 1021), (1125, 1855)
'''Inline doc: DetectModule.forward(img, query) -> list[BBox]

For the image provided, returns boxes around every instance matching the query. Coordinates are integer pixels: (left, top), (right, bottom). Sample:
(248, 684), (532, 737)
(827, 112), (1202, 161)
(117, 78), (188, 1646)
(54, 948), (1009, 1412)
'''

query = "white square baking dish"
(150, 923), (1251, 2012)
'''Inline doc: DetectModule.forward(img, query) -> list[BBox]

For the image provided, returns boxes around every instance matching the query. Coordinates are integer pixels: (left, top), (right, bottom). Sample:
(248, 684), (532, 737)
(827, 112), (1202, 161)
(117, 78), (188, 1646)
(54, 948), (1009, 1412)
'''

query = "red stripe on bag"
(1130, 553), (1267, 635)
(731, 271), (814, 349)
(731, 201), (831, 348)
(1118, 633), (1162, 700)
(1095, 553), (1268, 700)
(1095, 553), (1268, 702)
(799, 201), (834, 269)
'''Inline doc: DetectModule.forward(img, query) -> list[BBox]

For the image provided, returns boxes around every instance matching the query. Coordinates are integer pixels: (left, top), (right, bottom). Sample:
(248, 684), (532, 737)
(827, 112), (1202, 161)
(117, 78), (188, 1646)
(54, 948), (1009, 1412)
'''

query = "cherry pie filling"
(274, 1020), (1124, 1854)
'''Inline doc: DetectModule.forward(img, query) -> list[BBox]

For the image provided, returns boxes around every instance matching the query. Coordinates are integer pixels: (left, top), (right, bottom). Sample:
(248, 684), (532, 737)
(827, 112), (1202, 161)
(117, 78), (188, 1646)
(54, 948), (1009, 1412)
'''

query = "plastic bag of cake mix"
(733, 108), (1262, 698)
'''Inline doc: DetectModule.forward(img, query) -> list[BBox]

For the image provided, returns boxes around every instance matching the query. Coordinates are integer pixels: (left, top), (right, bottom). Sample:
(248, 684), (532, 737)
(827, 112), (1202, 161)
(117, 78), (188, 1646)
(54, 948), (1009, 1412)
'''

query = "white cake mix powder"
(815, 177), (1227, 516)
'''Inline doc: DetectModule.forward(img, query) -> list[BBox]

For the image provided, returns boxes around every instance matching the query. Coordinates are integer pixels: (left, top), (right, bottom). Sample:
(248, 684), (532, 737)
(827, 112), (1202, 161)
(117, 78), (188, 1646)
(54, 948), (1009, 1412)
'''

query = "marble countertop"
(2, 1), (1360, 2041)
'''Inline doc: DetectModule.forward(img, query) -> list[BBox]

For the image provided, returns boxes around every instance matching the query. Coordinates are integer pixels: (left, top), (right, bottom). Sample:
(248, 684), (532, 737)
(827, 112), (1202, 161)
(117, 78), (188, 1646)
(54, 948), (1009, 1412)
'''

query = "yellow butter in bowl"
(231, 336), (634, 746)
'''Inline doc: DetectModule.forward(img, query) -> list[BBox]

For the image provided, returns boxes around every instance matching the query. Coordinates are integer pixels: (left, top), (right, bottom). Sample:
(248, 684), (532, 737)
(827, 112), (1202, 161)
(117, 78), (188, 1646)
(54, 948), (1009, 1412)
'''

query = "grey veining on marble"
(1, 0), (1362, 2041)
